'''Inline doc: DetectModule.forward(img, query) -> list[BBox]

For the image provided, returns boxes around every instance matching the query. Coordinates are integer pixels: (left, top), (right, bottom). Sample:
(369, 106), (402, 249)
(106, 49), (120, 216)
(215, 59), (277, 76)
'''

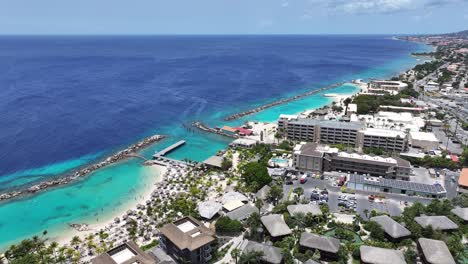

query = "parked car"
(310, 193), (320, 200)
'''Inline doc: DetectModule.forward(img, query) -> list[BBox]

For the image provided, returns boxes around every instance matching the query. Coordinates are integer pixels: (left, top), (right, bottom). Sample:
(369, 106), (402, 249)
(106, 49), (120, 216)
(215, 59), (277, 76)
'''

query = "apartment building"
(159, 216), (215, 264)
(285, 118), (318, 142)
(278, 115), (363, 145)
(324, 152), (411, 180)
(358, 128), (407, 153)
(293, 143), (326, 172)
(369, 80), (408, 94)
(293, 143), (411, 180)
(317, 121), (362, 146)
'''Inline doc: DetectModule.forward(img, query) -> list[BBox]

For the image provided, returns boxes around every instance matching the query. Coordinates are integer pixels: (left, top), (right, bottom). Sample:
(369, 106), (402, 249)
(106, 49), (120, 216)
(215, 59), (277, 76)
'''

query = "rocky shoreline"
(223, 81), (346, 121)
(0, 135), (165, 203)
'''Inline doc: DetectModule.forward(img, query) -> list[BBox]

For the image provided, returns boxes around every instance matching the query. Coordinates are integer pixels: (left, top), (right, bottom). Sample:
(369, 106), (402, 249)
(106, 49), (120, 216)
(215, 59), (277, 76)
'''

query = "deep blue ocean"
(0, 35), (423, 181)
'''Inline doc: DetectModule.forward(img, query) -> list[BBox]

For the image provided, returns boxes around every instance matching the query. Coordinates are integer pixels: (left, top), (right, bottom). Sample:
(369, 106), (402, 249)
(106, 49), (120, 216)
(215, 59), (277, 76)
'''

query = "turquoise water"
(271, 158), (289, 164)
(0, 159), (158, 248)
(0, 40), (431, 250)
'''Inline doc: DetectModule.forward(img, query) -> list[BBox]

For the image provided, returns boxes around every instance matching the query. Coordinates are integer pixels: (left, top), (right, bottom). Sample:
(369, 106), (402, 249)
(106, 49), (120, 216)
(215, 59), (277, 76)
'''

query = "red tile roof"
(233, 127), (253, 135)
(459, 168), (468, 187)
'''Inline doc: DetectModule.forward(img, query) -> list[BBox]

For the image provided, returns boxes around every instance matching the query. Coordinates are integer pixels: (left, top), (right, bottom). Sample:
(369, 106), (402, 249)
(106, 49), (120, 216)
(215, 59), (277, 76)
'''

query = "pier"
(153, 140), (186, 157)
(192, 121), (239, 139)
(223, 81), (346, 121)
(146, 156), (195, 167)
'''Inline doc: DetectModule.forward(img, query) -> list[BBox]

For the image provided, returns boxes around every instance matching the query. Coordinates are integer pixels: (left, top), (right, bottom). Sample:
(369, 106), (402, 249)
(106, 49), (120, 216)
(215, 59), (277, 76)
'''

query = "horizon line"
(0, 33), (424, 37)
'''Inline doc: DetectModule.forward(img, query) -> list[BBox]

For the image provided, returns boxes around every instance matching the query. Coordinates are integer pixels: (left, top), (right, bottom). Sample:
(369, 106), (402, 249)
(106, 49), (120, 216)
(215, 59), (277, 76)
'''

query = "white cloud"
(329, 0), (417, 14)
(282, 1), (290, 7)
(412, 10), (433, 21)
(304, 0), (467, 15)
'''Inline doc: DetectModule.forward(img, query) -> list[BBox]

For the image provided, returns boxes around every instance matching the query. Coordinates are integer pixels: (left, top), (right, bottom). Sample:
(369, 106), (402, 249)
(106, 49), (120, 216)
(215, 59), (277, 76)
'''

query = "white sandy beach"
(54, 163), (167, 245)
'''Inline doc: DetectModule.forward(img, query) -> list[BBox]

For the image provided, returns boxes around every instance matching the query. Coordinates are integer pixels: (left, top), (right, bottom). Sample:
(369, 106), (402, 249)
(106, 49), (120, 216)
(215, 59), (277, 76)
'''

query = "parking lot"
(282, 174), (434, 218)
(432, 126), (464, 155)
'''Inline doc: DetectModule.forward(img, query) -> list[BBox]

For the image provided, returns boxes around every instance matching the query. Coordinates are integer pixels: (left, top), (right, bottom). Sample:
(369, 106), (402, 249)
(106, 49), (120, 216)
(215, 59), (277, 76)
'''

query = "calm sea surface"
(0, 35), (428, 248)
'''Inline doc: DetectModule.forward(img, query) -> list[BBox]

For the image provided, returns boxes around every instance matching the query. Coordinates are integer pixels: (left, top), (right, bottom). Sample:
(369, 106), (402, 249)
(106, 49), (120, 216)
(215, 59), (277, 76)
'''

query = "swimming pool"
(269, 157), (290, 168)
(270, 158), (289, 164)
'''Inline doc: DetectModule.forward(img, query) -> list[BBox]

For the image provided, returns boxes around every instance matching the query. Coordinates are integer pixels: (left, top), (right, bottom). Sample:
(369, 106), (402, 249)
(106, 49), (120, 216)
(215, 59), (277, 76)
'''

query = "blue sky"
(1, 0), (467, 35)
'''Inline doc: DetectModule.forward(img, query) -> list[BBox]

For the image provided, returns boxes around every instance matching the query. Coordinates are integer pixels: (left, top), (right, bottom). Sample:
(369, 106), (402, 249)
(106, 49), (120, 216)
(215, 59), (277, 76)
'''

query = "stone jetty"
(0, 135), (165, 202)
(224, 82), (346, 121)
(192, 121), (239, 139)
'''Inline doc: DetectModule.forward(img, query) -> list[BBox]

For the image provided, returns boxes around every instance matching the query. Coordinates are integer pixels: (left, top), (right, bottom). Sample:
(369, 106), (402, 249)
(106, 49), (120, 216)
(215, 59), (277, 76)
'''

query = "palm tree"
(49, 241), (59, 262)
(239, 250), (264, 264)
(443, 121), (451, 134)
(291, 212), (307, 231)
(343, 97), (352, 115)
(231, 248), (241, 264)
(70, 236), (81, 248)
(363, 209), (369, 220)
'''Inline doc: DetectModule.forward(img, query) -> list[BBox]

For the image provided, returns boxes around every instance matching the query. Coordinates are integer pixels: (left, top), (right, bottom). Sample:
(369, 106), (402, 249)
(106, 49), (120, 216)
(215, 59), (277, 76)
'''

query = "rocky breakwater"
(224, 82), (346, 121)
(0, 135), (165, 202)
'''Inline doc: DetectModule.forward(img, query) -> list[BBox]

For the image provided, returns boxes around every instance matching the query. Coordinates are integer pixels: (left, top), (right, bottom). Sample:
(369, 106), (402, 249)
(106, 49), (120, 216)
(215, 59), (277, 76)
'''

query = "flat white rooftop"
(176, 220), (197, 233)
(279, 114), (298, 120)
(231, 138), (257, 146)
(362, 128), (406, 138)
(223, 200), (245, 212)
(337, 152), (397, 164)
(409, 131), (439, 142)
(110, 248), (136, 264)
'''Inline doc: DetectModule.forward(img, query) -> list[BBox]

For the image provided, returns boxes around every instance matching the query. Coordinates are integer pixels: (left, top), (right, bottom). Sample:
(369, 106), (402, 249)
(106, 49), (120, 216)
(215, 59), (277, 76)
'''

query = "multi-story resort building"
(281, 117), (317, 142)
(317, 121), (362, 146)
(292, 143), (325, 172)
(159, 216), (215, 264)
(369, 80), (408, 94)
(324, 152), (411, 180)
(358, 128), (407, 153)
(293, 142), (412, 180)
(278, 115), (411, 153)
(278, 115), (363, 146)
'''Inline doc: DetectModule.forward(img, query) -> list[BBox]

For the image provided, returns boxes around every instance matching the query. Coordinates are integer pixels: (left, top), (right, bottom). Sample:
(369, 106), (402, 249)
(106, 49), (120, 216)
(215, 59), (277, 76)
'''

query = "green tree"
(460, 147), (468, 166)
(332, 105), (344, 112)
(404, 248), (417, 264)
(215, 216), (243, 235)
(231, 248), (241, 264)
(246, 212), (262, 242)
(239, 250), (264, 264)
(241, 162), (272, 192)
(343, 97), (352, 115)
(363, 221), (385, 241)
(293, 187), (304, 196)
(267, 185), (283, 205)
(447, 232), (464, 258)
(221, 157), (233, 171)
(70, 236), (81, 248)
(278, 141), (293, 151)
